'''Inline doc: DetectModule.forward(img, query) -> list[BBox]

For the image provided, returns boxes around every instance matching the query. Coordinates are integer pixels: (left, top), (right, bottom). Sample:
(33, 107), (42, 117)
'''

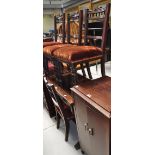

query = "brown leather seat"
(43, 44), (72, 56)
(53, 46), (103, 62)
(43, 42), (62, 48)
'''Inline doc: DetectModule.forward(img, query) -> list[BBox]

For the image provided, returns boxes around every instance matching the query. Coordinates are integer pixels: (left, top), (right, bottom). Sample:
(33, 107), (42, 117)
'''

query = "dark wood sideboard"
(71, 76), (111, 155)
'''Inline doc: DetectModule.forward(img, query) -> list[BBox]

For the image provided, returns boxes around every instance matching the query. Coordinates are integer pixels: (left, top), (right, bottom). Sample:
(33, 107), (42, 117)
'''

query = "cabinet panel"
(73, 94), (90, 153)
(87, 107), (110, 155)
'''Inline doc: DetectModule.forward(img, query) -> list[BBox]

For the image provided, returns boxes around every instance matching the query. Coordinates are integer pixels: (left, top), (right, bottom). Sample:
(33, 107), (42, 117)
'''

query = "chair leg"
(56, 113), (61, 129)
(65, 121), (70, 142)
(101, 57), (105, 77)
(86, 62), (92, 79)
(80, 63), (86, 77)
(96, 61), (98, 73)
(70, 64), (77, 86)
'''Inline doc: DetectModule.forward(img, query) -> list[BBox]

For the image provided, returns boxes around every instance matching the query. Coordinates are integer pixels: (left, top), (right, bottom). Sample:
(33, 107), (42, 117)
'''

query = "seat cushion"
(43, 44), (72, 56)
(53, 46), (103, 62)
(43, 42), (62, 47)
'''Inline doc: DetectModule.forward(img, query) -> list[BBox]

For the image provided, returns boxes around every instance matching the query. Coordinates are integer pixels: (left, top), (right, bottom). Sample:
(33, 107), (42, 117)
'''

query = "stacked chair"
(43, 10), (88, 86)
(43, 13), (67, 75)
(43, 2), (111, 145)
(83, 5), (111, 73)
(44, 75), (75, 141)
(52, 3), (111, 86)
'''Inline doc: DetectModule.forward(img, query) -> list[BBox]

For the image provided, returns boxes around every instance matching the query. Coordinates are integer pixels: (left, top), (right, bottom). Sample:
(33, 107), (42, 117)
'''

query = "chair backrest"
(67, 10), (83, 45)
(84, 3), (111, 51)
(43, 75), (56, 117)
(46, 81), (67, 119)
(54, 13), (66, 43)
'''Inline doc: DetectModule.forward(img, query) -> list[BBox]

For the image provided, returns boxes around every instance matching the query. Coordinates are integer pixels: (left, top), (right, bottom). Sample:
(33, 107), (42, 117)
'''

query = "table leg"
(74, 141), (80, 150)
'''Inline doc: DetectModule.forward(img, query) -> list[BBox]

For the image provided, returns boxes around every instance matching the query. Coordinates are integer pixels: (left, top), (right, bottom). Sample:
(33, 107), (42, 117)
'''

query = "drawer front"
(87, 107), (110, 155)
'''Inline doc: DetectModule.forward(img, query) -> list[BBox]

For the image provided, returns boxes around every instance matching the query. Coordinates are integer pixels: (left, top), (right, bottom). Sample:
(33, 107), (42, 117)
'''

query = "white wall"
(43, 9), (61, 32)
(43, 14), (53, 32)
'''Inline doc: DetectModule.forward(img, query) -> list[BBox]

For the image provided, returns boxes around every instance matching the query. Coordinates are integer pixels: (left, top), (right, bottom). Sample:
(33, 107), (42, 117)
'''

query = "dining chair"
(46, 82), (75, 141)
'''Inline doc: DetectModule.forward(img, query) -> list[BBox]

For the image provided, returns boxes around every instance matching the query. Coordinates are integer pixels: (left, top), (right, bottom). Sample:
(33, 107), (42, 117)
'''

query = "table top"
(71, 76), (111, 118)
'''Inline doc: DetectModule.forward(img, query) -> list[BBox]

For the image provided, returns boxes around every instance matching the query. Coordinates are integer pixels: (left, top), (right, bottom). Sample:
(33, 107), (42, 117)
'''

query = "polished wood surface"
(71, 76), (111, 118)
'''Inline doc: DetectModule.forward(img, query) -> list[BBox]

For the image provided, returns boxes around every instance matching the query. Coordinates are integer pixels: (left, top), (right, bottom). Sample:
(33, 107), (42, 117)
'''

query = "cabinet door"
(73, 94), (90, 153)
(87, 107), (110, 155)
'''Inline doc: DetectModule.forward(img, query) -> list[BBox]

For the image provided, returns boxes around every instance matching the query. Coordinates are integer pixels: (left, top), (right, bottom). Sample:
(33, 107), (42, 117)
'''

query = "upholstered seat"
(43, 44), (72, 56)
(53, 46), (103, 62)
(43, 42), (62, 47)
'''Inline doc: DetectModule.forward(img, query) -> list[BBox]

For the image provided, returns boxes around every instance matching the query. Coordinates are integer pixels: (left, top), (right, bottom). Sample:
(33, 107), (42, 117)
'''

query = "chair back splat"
(67, 10), (83, 45)
(54, 13), (66, 43)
